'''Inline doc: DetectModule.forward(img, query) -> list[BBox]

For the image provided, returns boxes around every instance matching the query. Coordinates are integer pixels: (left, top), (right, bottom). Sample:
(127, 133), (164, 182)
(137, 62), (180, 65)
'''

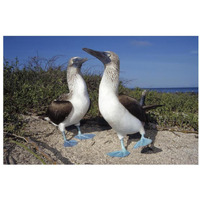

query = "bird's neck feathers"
(101, 62), (120, 95)
(67, 67), (87, 95)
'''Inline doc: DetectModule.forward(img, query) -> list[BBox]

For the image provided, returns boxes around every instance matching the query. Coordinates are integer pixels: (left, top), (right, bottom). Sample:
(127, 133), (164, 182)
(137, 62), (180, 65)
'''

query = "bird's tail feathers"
(38, 115), (49, 121)
(38, 115), (58, 126)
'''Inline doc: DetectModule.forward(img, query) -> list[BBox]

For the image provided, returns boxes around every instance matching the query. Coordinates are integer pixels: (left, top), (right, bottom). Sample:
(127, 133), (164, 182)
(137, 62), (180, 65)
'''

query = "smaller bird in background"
(45, 57), (95, 147)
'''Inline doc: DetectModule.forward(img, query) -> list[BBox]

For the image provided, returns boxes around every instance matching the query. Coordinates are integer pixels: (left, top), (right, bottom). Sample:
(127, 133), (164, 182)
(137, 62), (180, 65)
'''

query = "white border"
(1, 1), (199, 200)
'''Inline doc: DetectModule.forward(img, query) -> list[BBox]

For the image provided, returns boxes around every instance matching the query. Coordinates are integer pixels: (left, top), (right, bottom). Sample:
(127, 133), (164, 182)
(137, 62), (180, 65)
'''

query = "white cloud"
(190, 50), (198, 54)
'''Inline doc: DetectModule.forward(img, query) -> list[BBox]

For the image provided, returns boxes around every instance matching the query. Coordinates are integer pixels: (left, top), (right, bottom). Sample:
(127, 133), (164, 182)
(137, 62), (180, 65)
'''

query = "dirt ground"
(4, 114), (198, 165)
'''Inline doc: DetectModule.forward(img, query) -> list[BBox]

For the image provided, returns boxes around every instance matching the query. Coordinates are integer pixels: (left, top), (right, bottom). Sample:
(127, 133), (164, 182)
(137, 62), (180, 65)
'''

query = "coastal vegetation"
(4, 56), (198, 142)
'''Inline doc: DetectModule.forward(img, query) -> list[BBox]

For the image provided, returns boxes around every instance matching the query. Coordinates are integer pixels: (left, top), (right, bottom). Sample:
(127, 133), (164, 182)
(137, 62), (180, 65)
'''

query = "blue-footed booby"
(83, 48), (153, 157)
(46, 57), (95, 147)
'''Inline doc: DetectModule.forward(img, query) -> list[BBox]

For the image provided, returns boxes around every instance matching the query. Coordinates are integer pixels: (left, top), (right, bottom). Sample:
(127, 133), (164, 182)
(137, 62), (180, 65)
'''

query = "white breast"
(63, 74), (90, 126)
(99, 75), (144, 137)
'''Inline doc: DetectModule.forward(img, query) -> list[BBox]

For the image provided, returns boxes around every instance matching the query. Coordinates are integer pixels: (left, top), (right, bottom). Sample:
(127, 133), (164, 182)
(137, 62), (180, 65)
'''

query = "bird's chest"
(99, 88), (143, 134)
(71, 94), (90, 117)
(99, 92), (122, 123)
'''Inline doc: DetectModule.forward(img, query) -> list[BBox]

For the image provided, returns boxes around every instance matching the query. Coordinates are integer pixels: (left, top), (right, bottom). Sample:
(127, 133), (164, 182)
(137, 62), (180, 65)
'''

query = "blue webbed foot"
(75, 125), (95, 140)
(107, 150), (130, 157)
(108, 138), (130, 157)
(75, 133), (95, 140)
(134, 135), (152, 149)
(64, 140), (78, 147)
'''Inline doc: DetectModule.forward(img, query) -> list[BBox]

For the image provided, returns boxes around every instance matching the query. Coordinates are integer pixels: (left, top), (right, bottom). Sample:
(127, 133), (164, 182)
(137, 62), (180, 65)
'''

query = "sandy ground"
(4, 115), (198, 165)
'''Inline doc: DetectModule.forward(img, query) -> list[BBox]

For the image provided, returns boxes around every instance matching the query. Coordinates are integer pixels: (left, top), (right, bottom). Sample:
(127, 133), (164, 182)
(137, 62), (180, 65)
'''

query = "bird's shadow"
(127, 124), (162, 154)
(82, 117), (111, 131)
(65, 117), (111, 140)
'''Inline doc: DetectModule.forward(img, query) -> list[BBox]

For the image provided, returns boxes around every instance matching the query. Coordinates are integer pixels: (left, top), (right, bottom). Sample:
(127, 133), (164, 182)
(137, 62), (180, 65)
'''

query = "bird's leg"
(120, 138), (127, 152)
(61, 131), (78, 147)
(107, 138), (130, 158)
(74, 122), (95, 140)
(59, 123), (78, 147)
(76, 124), (82, 136)
(62, 131), (67, 141)
(134, 132), (152, 149)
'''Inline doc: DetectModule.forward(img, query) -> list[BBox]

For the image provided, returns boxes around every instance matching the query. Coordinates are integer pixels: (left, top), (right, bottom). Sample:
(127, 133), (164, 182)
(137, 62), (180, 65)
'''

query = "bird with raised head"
(83, 48), (155, 157)
(46, 57), (95, 147)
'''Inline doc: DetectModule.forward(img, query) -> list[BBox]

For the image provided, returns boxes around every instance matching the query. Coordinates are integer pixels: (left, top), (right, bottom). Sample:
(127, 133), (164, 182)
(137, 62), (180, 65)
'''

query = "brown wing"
(46, 101), (73, 125)
(118, 94), (146, 122)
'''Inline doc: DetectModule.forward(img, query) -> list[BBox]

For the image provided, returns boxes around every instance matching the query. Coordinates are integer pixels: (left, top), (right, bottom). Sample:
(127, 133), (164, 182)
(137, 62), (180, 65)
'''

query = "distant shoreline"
(131, 87), (198, 93)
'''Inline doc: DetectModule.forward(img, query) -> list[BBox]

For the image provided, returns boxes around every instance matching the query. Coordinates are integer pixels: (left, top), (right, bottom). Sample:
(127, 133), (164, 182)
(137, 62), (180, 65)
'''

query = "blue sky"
(4, 36), (198, 88)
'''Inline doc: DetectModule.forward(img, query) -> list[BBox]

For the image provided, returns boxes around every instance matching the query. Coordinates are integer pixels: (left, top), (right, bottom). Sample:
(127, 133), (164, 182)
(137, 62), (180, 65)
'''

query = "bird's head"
(82, 48), (119, 66)
(68, 57), (88, 68)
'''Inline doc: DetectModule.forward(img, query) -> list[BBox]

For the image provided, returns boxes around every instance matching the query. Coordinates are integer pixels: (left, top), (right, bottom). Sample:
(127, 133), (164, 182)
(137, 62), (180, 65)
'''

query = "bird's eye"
(106, 53), (111, 57)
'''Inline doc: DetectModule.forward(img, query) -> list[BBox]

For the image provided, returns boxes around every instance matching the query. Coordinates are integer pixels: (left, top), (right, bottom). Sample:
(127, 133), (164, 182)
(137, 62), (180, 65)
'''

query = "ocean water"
(142, 87), (198, 93)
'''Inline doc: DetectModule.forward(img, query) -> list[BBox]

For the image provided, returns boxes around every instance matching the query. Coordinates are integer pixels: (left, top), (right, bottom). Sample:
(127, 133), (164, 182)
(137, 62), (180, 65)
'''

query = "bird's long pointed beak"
(82, 48), (105, 60)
